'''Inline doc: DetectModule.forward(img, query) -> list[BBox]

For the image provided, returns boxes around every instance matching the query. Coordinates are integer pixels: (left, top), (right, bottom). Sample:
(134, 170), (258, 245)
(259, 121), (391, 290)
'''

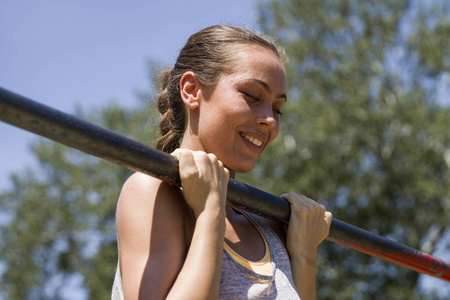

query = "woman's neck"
(178, 140), (236, 179)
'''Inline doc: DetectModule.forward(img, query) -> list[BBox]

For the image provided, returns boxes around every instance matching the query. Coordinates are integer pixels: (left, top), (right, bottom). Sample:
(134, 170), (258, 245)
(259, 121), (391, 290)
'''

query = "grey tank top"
(219, 211), (300, 299)
(111, 212), (300, 299)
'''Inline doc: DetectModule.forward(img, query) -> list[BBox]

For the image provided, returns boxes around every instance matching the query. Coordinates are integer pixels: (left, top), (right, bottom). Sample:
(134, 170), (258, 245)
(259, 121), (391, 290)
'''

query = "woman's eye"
(273, 109), (283, 116)
(243, 92), (260, 102)
(243, 92), (283, 116)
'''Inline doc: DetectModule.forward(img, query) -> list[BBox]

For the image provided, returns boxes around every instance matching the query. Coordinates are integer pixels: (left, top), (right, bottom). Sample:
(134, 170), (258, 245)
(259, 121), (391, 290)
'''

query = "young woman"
(112, 25), (332, 300)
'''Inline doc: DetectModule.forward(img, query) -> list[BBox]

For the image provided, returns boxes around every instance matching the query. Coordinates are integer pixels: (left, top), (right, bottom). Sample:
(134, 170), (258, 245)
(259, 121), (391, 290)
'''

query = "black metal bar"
(0, 86), (449, 281)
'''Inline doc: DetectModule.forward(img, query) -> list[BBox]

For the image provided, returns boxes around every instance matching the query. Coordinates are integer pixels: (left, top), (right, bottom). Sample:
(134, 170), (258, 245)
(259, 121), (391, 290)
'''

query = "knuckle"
(290, 202), (307, 214)
(280, 192), (297, 201)
(177, 150), (193, 164)
(207, 153), (218, 161)
(194, 151), (209, 163)
(181, 165), (199, 179)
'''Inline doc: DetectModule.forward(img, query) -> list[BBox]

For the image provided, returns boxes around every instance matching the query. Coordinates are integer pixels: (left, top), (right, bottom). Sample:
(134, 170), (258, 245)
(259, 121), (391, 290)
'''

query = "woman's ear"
(180, 71), (201, 109)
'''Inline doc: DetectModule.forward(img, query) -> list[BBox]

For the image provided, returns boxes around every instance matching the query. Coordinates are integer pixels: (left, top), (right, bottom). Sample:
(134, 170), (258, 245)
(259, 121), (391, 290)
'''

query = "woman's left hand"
(281, 193), (332, 264)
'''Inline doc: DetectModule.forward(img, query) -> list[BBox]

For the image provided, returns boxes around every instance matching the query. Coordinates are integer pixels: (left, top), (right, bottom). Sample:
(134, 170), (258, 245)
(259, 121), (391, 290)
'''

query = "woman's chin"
(227, 162), (256, 174)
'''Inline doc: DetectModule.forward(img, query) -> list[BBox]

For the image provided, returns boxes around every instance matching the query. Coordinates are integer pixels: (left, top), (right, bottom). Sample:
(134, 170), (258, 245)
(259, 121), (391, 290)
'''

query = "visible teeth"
(241, 133), (263, 147)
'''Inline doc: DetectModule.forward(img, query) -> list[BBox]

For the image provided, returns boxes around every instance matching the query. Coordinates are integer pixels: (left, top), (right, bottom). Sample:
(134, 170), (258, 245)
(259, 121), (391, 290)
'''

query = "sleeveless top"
(112, 211), (300, 299)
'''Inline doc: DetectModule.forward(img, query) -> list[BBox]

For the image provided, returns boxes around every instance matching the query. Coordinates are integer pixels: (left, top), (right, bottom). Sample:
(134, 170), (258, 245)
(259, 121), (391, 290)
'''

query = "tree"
(0, 78), (161, 298)
(237, 0), (449, 298)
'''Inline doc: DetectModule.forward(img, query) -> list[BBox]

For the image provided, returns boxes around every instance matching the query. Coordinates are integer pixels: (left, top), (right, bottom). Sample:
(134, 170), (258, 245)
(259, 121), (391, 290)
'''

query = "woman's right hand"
(171, 149), (230, 218)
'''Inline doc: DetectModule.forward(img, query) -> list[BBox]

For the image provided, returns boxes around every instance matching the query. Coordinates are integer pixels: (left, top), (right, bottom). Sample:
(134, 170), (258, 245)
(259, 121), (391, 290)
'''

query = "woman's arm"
(280, 193), (332, 300)
(116, 150), (229, 299)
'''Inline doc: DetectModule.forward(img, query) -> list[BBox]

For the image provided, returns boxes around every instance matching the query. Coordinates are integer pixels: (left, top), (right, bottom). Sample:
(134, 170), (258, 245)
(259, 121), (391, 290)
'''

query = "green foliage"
(237, 0), (450, 298)
(0, 92), (160, 298)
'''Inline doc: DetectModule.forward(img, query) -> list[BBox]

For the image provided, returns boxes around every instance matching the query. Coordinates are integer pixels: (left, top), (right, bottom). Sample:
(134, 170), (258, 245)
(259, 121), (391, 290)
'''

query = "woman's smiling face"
(193, 45), (287, 173)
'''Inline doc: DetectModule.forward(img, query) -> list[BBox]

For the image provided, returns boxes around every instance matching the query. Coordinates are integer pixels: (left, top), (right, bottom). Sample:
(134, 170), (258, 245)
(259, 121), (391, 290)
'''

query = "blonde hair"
(156, 25), (287, 153)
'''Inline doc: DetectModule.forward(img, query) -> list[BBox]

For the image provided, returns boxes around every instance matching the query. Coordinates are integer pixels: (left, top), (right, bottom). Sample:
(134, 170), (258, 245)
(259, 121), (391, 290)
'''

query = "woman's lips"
(239, 132), (267, 154)
(240, 132), (263, 147)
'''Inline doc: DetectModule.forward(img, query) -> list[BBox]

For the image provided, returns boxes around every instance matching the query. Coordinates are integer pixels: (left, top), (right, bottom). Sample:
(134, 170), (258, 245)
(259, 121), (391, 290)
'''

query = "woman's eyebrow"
(247, 78), (287, 101)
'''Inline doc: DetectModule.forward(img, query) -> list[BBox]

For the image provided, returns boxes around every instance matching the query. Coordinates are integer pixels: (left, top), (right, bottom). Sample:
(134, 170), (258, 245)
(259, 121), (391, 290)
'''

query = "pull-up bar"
(0, 86), (449, 282)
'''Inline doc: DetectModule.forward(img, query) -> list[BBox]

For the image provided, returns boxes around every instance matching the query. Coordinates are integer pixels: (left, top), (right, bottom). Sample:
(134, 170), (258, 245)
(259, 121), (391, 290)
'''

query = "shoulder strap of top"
(224, 209), (273, 275)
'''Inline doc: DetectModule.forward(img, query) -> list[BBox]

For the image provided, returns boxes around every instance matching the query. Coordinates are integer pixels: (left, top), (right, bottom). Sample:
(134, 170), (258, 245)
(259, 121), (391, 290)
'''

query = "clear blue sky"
(0, 0), (448, 297)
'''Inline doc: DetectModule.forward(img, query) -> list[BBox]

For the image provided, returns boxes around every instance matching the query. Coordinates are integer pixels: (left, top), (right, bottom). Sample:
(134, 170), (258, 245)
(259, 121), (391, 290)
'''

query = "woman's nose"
(256, 106), (277, 129)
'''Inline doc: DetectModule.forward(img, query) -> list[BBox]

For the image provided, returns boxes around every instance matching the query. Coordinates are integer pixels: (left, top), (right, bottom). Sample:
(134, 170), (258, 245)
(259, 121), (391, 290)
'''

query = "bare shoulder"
(119, 171), (181, 202)
(116, 172), (192, 241)
(117, 172), (183, 220)
(116, 172), (193, 298)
